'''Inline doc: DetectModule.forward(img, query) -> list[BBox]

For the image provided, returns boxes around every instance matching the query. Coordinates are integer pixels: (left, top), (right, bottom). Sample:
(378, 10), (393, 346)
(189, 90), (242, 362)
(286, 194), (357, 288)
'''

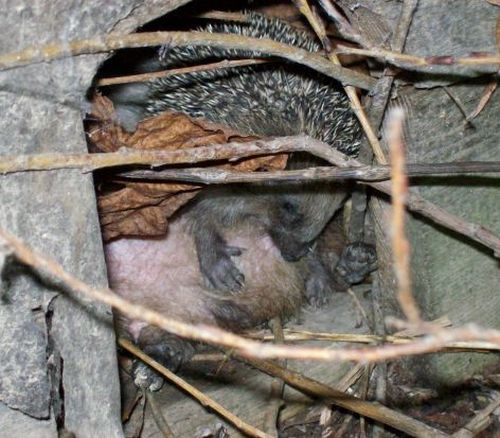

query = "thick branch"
(0, 31), (375, 90)
(1, 135), (499, 255)
(240, 356), (450, 438)
(116, 162), (500, 183)
(1, 225), (499, 365)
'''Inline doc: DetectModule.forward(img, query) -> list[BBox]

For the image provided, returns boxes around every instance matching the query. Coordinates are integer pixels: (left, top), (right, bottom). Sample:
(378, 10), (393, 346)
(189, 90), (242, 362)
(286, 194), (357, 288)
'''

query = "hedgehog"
(105, 12), (373, 390)
(110, 12), (361, 155)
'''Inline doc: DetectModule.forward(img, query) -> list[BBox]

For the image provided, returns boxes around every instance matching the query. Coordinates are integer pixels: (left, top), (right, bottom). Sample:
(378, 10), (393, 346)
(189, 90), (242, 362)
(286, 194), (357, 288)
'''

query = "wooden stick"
(97, 58), (270, 87)
(0, 31), (375, 90)
(119, 338), (272, 438)
(238, 356), (450, 438)
(387, 108), (421, 322)
(1, 224), (499, 363)
(1, 135), (499, 255)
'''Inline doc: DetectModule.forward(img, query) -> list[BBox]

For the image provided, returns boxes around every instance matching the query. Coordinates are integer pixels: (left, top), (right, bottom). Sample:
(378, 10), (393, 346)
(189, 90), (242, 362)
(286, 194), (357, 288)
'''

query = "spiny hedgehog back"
(109, 12), (361, 156)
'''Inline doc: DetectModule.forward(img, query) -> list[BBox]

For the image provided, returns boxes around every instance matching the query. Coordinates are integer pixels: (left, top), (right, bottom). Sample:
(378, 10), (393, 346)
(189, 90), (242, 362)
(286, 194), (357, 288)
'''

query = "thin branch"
(145, 392), (175, 438)
(317, 0), (368, 47)
(0, 136), (329, 174)
(120, 339), (272, 438)
(0, 31), (375, 90)
(246, 329), (500, 352)
(387, 108), (421, 322)
(115, 161), (500, 184)
(2, 135), (499, 255)
(451, 392), (500, 437)
(3, 144), (500, 179)
(262, 317), (286, 436)
(196, 11), (249, 23)
(335, 45), (500, 68)
(123, 336), (450, 438)
(296, 0), (387, 163)
(97, 58), (270, 87)
(1, 224), (499, 365)
(238, 356), (450, 438)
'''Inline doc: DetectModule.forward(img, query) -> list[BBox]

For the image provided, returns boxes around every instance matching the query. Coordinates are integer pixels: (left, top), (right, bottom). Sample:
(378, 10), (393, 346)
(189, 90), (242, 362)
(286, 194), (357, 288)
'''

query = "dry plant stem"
(317, 0), (367, 47)
(0, 31), (375, 90)
(358, 365), (374, 438)
(2, 224), (500, 363)
(347, 288), (371, 328)
(451, 392), (500, 437)
(124, 340), (445, 438)
(295, 0), (387, 163)
(467, 79), (498, 122)
(335, 45), (500, 68)
(97, 58), (270, 86)
(196, 11), (249, 23)
(1, 135), (499, 252)
(117, 161), (500, 183)
(145, 391), (175, 438)
(0, 136), (334, 174)
(247, 330), (500, 352)
(368, 0), (419, 132)
(387, 108), (421, 323)
(442, 86), (473, 124)
(4, 146), (500, 178)
(263, 317), (286, 436)
(119, 339), (272, 438)
(238, 356), (450, 438)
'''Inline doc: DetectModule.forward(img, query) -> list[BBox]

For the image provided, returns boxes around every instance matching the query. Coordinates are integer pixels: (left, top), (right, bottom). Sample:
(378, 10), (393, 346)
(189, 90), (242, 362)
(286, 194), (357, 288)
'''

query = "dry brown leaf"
(486, 0), (500, 6)
(88, 94), (288, 240)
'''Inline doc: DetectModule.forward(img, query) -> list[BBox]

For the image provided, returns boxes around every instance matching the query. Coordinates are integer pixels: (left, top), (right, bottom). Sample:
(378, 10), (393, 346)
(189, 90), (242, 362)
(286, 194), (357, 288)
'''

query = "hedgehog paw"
(200, 244), (245, 293)
(131, 341), (187, 392)
(335, 242), (377, 286)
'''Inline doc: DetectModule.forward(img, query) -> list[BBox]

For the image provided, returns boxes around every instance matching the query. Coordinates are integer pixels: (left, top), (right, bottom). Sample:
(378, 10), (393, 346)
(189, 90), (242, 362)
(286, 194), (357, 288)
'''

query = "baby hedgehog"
(106, 12), (374, 390)
(111, 12), (361, 155)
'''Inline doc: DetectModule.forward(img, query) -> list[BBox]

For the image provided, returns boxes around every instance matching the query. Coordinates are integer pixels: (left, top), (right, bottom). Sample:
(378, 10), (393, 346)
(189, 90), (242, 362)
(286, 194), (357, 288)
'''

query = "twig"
(97, 58), (270, 87)
(0, 31), (375, 90)
(4, 146), (500, 179)
(452, 392), (500, 437)
(238, 355), (450, 438)
(116, 161), (500, 184)
(125, 338), (448, 437)
(335, 45), (500, 68)
(466, 79), (498, 122)
(1, 225), (499, 363)
(387, 108), (421, 323)
(371, 273), (388, 438)
(442, 86), (473, 125)
(196, 11), (249, 23)
(295, 0), (387, 163)
(262, 318), (286, 436)
(125, 337), (451, 438)
(346, 288), (372, 328)
(145, 391), (175, 438)
(367, 0), (419, 135)
(0, 136), (338, 174)
(358, 365), (374, 438)
(2, 134), (499, 253)
(120, 338), (272, 438)
(317, 0), (368, 47)
(246, 329), (500, 352)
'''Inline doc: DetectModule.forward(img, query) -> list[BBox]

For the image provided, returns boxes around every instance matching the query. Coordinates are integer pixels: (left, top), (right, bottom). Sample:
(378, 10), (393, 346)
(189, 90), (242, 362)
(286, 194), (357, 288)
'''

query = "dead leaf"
(486, 0), (500, 6)
(466, 80), (498, 121)
(88, 94), (288, 240)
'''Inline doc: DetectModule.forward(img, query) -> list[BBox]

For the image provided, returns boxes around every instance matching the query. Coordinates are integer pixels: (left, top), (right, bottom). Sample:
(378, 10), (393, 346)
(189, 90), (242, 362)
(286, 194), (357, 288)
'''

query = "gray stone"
(0, 0), (190, 435)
